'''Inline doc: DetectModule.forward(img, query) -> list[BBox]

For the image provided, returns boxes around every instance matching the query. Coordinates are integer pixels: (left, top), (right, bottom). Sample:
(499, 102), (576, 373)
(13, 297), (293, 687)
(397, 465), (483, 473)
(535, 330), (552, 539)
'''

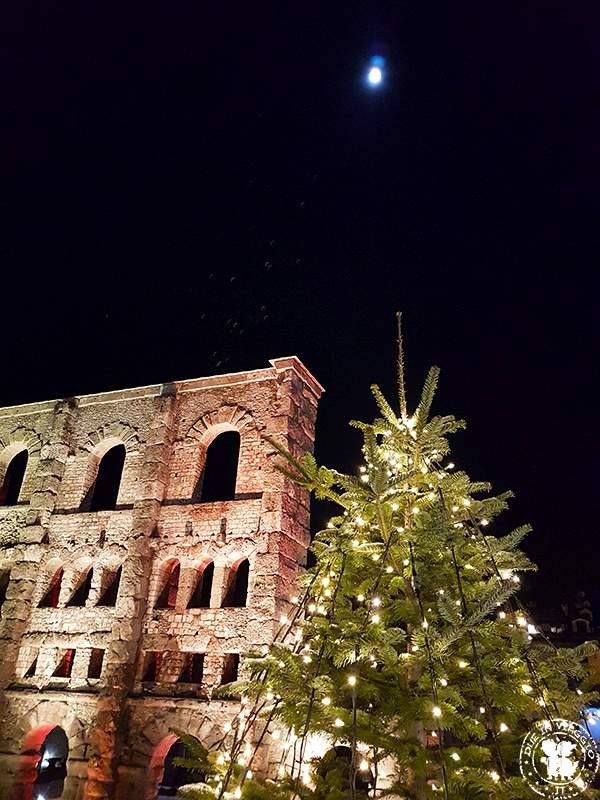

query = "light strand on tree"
(447, 538), (506, 778)
(409, 540), (450, 800)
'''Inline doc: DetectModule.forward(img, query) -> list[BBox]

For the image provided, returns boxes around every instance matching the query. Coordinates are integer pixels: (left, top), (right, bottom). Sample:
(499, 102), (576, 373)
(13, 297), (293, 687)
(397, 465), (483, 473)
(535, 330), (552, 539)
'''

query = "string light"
(347, 675), (357, 686)
(499, 722), (509, 733)
(334, 718), (345, 727)
(490, 770), (500, 782)
(321, 696), (331, 706)
(432, 705), (442, 718)
(521, 683), (533, 694)
(371, 613), (381, 623)
(458, 659), (468, 669)
(359, 758), (369, 771)
(451, 752), (460, 762)
(439, 678), (448, 687)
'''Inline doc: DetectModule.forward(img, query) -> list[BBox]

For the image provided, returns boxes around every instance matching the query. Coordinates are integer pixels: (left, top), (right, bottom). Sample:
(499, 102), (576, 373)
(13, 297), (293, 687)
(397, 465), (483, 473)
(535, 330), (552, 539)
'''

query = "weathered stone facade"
(0, 357), (323, 800)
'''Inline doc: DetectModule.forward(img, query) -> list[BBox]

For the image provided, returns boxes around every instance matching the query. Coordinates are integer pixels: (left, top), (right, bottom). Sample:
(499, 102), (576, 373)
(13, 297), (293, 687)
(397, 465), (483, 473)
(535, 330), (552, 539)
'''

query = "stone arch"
(0, 426), (43, 460)
(154, 558), (181, 609)
(38, 559), (65, 608)
(16, 724), (69, 800)
(80, 422), (141, 455)
(185, 405), (254, 445)
(221, 556), (250, 608)
(80, 438), (128, 512)
(145, 731), (210, 800)
(0, 428), (41, 505)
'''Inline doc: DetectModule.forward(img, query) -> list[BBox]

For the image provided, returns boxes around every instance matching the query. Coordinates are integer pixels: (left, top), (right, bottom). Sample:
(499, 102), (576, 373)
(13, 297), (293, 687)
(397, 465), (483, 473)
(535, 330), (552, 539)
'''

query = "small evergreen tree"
(179, 340), (598, 799)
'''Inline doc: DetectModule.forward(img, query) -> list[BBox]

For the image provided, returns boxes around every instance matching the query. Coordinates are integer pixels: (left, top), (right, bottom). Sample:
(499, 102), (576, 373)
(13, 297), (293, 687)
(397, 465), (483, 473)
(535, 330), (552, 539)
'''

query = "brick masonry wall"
(0, 357), (323, 800)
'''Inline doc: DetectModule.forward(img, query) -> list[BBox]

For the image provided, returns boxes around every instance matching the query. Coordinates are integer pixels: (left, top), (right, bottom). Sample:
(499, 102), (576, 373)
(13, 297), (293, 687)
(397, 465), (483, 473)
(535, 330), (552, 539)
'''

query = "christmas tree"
(178, 329), (598, 799)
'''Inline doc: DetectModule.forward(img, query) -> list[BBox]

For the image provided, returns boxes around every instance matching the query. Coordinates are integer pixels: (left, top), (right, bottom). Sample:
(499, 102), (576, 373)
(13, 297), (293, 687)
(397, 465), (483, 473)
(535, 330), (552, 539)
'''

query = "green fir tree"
(178, 342), (598, 800)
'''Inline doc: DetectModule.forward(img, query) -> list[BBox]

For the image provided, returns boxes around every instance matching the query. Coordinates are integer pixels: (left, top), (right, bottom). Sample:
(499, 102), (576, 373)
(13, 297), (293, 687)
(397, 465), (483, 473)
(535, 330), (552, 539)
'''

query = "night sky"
(3, 2), (600, 607)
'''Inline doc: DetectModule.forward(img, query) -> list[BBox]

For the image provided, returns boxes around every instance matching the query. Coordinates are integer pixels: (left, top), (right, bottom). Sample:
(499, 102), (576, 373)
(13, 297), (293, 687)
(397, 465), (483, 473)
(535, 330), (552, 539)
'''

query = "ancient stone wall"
(0, 357), (322, 800)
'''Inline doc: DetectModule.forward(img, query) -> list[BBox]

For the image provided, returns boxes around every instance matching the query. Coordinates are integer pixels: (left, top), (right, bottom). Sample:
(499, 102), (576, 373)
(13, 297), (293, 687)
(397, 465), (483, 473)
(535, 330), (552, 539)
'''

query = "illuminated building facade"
(0, 358), (322, 799)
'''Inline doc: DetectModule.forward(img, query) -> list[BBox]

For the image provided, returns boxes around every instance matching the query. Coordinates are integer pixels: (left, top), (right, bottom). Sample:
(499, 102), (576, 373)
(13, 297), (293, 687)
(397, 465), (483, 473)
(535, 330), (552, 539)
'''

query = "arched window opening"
(222, 559), (249, 608)
(66, 567), (93, 607)
(0, 449), (28, 506)
(188, 561), (214, 608)
(84, 444), (126, 512)
(21, 725), (69, 800)
(316, 746), (374, 796)
(0, 568), (11, 615)
(38, 568), (64, 608)
(97, 565), (122, 606)
(155, 561), (180, 609)
(194, 431), (240, 503)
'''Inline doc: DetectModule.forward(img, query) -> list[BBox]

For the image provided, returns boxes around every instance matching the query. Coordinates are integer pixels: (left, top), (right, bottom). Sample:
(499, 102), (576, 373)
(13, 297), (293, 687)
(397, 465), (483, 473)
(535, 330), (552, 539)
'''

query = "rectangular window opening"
(88, 648), (105, 679)
(220, 653), (239, 685)
(142, 651), (162, 682)
(52, 649), (75, 678)
(178, 653), (204, 684)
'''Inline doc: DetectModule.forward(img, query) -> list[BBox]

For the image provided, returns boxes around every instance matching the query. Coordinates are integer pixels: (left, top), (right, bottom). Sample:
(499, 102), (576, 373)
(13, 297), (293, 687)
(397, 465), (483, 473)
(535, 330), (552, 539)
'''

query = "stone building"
(0, 357), (323, 800)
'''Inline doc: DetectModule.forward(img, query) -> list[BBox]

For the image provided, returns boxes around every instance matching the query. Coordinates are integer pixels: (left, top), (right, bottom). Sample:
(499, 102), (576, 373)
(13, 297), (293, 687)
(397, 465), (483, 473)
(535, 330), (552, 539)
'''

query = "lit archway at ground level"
(16, 725), (68, 800)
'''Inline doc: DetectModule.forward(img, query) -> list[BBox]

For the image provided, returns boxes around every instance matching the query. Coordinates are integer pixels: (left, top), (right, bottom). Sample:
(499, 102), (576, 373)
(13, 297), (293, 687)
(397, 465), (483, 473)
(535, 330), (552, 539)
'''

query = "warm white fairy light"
(359, 758), (369, 771)
(481, 518), (489, 526)
(334, 718), (345, 727)
(516, 615), (527, 627)
(458, 659), (468, 669)
(302, 655), (312, 664)
(371, 596), (381, 607)
(385, 565), (393, 573)
(439, 678), (448, 687)
(490, 770), (500, 782)
(479, 706), (486, 714)
(521, 683), (533, 694)
(527, 623), (538, 634)
(356, 593), (365, 602)
(279, 614), (288, 625)
(498, 611), (506, 620)
(371, 613), (381, 624)
(307, 602), (317, 613)
(432, 705), (442, 718)
(403, 558), (410, 566)
(321, 696), (331, 706)
(451, 752), (460, 762)
(499, 722), (509, 733)
(347, 675), (357, 686)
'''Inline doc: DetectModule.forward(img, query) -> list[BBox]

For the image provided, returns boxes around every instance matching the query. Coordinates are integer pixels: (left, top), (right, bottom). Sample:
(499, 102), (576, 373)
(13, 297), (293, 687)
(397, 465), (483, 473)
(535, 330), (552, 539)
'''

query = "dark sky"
(3, 2), (600, 607)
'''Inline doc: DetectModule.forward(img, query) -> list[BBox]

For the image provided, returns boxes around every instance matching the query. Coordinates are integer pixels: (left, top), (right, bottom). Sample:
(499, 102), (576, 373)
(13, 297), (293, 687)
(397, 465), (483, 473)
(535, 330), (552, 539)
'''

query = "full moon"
(367, 65), (383, 86)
